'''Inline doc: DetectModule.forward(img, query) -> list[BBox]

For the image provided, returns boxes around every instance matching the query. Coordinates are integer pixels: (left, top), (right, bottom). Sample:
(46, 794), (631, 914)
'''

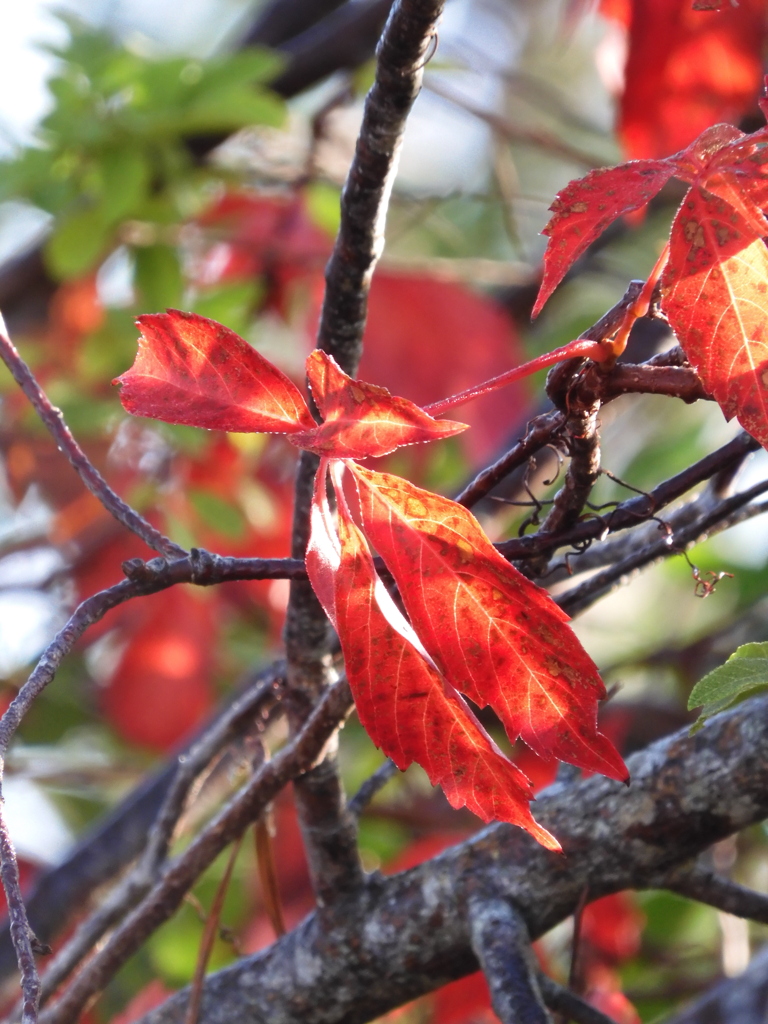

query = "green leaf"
(192, 281), (262, 337)
(133, 244), (183, 310)
(688, 642), (768, 731)
(45, 204), (111, 279)
(194, 49), (286, 91)
(177, 86), (285, 133)
(188, 489), (246, 540)
(98, 149), (150, 224)
(304, 181), (341, 237)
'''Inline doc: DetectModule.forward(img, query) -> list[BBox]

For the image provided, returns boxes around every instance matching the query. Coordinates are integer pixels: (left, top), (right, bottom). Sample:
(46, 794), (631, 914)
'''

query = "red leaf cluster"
(536, 118), (768, 450)
(115, 310), (627, 846)
(601, 0), (767, 159)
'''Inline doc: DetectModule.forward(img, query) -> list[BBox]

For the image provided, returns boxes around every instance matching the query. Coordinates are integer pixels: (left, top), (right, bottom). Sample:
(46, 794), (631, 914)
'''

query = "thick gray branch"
(139, 695), (768, 1024)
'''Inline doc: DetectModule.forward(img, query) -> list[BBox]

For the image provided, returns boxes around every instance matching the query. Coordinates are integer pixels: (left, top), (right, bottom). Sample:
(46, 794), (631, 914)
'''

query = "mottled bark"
(139, 696), (768, 1024)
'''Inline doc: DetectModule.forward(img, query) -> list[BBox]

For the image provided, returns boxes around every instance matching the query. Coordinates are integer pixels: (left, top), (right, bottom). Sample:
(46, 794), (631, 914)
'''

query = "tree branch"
(284, 0), (448, 908)
(657, 861), (768, 924)
(468, 896), (551, 1024)
(36, 679), (354, 1024)
(0, 314), (184, 561)
(133, 694), (768, 1024)
(496, 430), (759, 564)
(558, 476), (768, 615)
(537, 975), (618, 1024)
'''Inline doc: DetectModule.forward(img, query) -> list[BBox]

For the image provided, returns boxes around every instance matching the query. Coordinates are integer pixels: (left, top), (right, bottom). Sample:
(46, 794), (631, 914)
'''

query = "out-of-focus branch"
(27, 667), (284, 1014)
(270, 0), (394, 99)
(0, 314), (184, 561)
(657, 861), (768, 924)
(37, 679), (354, 1024)
(468, 896), (551, 1024)
(558, 476), (768, 615)
(660, 943), (768, 1024)
(0, 660), (290, 985)
(284, 0), (448, 908)
(537, 975), (617, 1024)
(135, 695), (768, 1024)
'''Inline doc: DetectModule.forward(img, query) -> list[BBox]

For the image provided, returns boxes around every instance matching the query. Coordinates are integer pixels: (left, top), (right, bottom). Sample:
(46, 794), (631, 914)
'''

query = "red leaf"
(359, 272), (529, 463)
(692, 126), (768, 237)
(102, 588), (215, 751)
(535, 124), (768, 317)
(292, 350), (467, 459)
(351, 465), (627, 782)
(582, 892), (645, 962)
(533, 162), (675, 317)
(306, 463), (559, 847)
(607, 0), (766, 160)
(114, 310), (316, 434)
(661, 186), (768, 446)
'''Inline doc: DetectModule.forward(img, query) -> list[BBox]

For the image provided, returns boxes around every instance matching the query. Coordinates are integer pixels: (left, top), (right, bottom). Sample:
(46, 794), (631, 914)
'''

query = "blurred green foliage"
(0, 14), (284, 283)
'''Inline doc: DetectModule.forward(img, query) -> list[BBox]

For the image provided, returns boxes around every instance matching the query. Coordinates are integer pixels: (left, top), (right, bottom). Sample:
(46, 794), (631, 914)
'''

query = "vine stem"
(607, 241), (670, 358)
(423, 339), (610, 417)
(423, 248), (670, 420)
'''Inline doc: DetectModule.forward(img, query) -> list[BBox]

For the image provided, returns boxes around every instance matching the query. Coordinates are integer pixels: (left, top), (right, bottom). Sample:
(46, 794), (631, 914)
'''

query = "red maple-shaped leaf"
(116, 310), (626, 845)
(306, 463), (559, 848)
(350, 464), (628, 781)
(602, 0), (767, 160)
(535, 116), (768, 451)
(292, 349), (468, 459)
(662, 188), (768, 445)
(535, 124), (765, 319)
(114, 309), (316, 434)
(533, 161), (676, 317)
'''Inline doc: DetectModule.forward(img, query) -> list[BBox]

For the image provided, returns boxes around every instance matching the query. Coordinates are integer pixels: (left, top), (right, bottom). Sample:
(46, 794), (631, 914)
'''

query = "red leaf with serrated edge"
(661, 187), (768, 446)
(350, 464), (627, 782)
(291, 350), (467, 459)
(306, 462), (559, 848)
(695, 127), (768, 237)
(605, 0), (766, 160)
(535, 124), (768, 317)
(114, 310), (316, 434)
(533, 162), (675, 317)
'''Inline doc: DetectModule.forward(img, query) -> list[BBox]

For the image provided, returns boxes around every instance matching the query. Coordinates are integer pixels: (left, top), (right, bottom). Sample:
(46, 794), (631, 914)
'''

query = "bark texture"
(139, 696), (768, 1024)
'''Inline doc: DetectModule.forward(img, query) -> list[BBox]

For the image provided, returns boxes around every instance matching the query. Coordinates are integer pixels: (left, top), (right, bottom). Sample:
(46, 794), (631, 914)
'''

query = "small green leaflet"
(688, 642), (768, 732)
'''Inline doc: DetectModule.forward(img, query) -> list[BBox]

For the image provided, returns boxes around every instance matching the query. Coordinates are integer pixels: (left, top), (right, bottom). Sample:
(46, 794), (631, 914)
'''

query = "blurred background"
(0, 1), (767, 1021)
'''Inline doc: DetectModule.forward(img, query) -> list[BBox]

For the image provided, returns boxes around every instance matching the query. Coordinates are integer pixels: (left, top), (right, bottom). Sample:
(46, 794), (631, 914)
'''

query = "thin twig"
(254, 814), (287, 938)
(348, 759), (399, 818)
(37, 678), (354, 1024)
(657, 861), (768, 924)
(537, 975), (618, 1024)
(558, 476), (768, 615)
(0, 313), (184, 561)
(184, 836), (243, 1024)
